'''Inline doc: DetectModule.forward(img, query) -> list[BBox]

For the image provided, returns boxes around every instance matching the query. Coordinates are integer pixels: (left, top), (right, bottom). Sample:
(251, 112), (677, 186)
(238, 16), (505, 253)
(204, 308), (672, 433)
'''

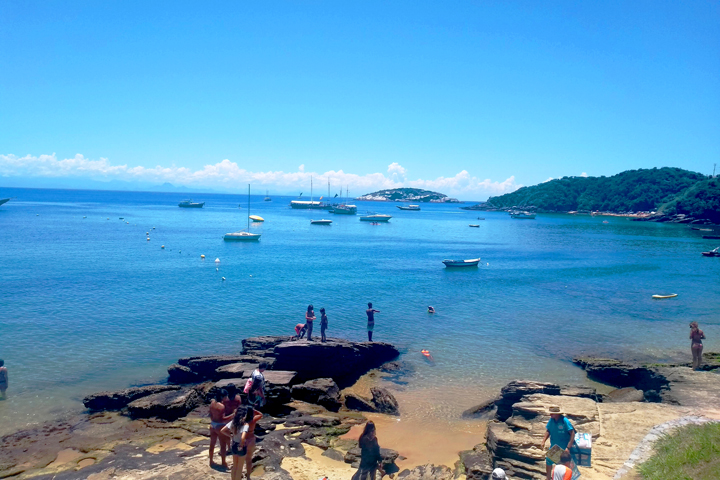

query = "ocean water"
(1, 187), (718, 435)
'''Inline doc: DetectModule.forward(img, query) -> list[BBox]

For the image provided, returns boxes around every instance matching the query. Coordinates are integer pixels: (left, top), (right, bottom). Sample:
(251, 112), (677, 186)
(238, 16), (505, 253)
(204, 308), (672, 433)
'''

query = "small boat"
(701, 248), (720, 257)
(311, 219), (332, 225)
(178, 200), (205, 208)
(476, 217), (485, 220)
(360, 213), (392, 222)
(0, 198), (10, 207)
(652, 294), (678, 299)
(443, 258), (480, 268)
(224, 185), (261, 242)
(332, 204), (357, 214)
(510, 211), (535, 219)
(264, 190), (271, 201)
(397, 205), (421, 211)
(702, 235), (720, 239)
(249, 215), (264, 222)
(469, 224), (480, 227)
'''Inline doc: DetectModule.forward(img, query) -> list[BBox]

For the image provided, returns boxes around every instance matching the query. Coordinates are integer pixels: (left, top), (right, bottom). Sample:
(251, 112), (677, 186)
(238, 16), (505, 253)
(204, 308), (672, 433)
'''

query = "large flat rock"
(215, 362), (259, 380)
(127, 388), (201, 420)
(179, 355), (272, 379)
(83, 385), (181, 411)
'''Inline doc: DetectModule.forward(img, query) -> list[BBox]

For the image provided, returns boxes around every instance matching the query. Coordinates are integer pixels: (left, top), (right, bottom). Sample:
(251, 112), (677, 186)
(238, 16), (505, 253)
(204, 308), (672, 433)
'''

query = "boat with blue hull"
(178, 200), (204, 208)
(443, 258), (480, 268)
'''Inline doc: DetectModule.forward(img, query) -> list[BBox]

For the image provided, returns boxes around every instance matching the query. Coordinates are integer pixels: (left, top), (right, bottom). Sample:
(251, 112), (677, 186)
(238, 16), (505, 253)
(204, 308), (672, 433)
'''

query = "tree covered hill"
(485, 167), (708, 213)
(660, 176), (720, 223)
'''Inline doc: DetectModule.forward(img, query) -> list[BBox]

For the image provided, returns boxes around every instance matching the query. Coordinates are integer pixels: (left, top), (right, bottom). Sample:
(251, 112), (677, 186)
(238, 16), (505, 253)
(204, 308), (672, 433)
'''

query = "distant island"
(464, 167), (718, 224)
(356, 187), (460, 203)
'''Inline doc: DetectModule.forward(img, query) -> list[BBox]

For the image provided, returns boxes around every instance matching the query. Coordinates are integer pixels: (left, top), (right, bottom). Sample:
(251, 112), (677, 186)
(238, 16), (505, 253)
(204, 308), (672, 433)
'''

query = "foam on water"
(0, 188), (718, 435)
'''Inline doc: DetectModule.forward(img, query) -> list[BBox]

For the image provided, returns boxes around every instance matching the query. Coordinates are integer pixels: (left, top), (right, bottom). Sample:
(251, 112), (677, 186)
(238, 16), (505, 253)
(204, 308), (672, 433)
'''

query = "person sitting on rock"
(541, 405), (576, 480)
(209, 389), (235, 468)
(294, 323), (307, 340)
(550, 450), (573, 480)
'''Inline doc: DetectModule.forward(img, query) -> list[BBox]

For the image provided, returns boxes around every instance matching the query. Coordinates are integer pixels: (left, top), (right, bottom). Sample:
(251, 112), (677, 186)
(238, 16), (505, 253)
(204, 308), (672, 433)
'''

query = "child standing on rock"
(320, 308), (328, 342)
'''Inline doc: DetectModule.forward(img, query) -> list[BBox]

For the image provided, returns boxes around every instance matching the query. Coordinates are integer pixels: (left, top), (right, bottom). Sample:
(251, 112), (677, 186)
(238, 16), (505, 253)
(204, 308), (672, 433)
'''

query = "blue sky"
(1, 1), (718, 199)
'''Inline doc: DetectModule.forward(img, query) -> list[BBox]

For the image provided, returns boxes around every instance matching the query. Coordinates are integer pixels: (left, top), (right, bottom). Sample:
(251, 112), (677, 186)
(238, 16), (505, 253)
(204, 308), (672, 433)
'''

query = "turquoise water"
(1, 188), (718, 434)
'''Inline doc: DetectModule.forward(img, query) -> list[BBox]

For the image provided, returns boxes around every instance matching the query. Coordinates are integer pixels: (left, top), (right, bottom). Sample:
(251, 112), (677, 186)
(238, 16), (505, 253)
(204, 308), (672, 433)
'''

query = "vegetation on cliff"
(485, 167), (708, 213)
(659, 177), (720, 223)
(358, 187), (457, 202)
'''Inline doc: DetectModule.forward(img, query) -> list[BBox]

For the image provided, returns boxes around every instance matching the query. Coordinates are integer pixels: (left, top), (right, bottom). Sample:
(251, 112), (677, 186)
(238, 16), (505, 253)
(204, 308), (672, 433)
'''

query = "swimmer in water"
(427, 306), (435, 313)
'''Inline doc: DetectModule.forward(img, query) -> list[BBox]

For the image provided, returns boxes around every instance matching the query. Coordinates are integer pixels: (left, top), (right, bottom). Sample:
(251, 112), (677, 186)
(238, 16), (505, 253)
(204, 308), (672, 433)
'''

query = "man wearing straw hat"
(541, 405), (576, 480)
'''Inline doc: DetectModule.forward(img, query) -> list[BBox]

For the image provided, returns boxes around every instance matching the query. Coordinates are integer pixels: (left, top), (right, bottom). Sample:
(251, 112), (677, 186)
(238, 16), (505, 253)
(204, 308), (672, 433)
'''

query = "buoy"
(421, 350), (434, 361)
(152, 227), (155, 229)
(83, 216), (87, 218)
(146, 232), (149, 235)
(161, 245), (165, 249)
(216, 267), (219, 272)
(222, 277), (226, 281)
(147, 237), (150, 241)
(200, 255), (205, 259)
(215, 258), (220, 263)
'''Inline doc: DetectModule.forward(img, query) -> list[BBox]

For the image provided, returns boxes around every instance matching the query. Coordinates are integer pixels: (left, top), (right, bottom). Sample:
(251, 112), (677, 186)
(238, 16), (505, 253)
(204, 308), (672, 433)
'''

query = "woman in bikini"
(243, 405), (263, 480)
(305, 304), (316, 341)
(221, 406), (249, 480)
(690, 321), (706, 370)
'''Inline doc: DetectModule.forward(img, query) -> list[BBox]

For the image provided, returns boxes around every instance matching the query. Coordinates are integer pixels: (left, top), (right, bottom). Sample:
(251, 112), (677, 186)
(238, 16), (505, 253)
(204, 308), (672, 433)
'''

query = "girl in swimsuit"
(243, 406), (263, 480)
(690, 321), (706, 371)
(306, 304), (316, 341)
(221, 406), (249, 480)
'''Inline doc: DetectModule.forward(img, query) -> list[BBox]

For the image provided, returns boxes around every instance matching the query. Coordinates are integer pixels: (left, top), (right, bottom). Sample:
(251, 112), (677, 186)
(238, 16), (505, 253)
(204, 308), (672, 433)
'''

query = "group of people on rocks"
(208, 363), (268, 479)
(294, 302), (381, 342)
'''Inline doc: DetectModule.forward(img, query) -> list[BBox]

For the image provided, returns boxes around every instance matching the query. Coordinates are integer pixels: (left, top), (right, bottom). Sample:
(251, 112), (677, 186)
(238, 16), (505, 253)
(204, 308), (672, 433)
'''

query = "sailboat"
(264, 190), (271, 202)
(331, 186), (357, 215)
(224, 185), (261, 241)
(290, 176), (327, 209)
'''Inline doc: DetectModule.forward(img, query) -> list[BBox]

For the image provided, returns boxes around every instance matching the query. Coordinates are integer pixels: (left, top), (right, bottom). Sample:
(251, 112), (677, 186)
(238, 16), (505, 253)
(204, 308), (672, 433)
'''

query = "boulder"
(462, 396), (500, 418)
(487, 421), (546, 479)
(127, 388), (201, 420)
(264, 370), (298, 387)
(572, 357), (668, 393)
(167, 363), (200, 384)
(180, 355), (260, 379)
(397, 464), (454, 480)
(215, 362), (259, 380)
(495, 380), (598, 421)
(243, 337), (399, 385)
(344, 446), (399, 468)
(291, 378), (342, 412)
(321, 448), (346, 462)
(344, 393), (378, 413)
(82, 385), (181, 411)
(458, 445), (494, 480)
(371, 387), (400, 415)
(605, 387), (645, 403)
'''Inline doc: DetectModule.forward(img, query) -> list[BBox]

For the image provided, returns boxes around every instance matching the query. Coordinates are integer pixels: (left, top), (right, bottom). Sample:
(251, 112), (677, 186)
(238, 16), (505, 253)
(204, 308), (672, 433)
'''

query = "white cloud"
(580, 172), (588, 177)
(0, 154), (521, 199)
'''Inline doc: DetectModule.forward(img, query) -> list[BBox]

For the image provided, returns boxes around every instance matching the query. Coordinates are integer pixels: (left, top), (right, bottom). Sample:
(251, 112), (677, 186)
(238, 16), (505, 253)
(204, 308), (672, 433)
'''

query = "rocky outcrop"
(344, 393), (378, 412)
(371, 387), (400, 415)
(494, 380), (598, 421)
(291, 378), (342, 412)
(167, 364), (200, 384)
(572, 357), (669, 394)
(242, 337), (400, 385)
(398, 464), (454, 480)
(462, 396), (500, 418)
(83, 385), (181, 411)
(178, 355), (271, 380)
(344, 446), (399, 469)
(605, 387), (644, 403)
(127, 388), (201, 420)
(215, 362), (259, 380)
(458, 444), (494, 479)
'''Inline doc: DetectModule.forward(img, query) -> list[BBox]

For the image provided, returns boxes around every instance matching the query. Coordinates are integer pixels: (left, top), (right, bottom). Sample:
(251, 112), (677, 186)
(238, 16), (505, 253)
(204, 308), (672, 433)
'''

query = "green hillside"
(485, 167), (707, 213)
(660, 176), (720, 223)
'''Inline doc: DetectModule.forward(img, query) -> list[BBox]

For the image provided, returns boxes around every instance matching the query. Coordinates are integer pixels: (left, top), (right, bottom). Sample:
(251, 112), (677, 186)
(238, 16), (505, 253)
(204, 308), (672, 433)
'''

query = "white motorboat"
(397, 204), (421, 211)
(178, 199), (204, 208)
(510, 211), (536, 219)
(443, 258), (480, 267)
(224, 185), (261, 241)
(359, 213), (392, 222)
(311, 219), (333, 225)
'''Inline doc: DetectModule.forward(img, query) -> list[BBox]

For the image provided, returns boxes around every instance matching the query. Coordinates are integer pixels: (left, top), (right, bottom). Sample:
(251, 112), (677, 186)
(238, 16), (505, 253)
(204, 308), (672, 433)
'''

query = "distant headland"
(357, 187), (461, 203)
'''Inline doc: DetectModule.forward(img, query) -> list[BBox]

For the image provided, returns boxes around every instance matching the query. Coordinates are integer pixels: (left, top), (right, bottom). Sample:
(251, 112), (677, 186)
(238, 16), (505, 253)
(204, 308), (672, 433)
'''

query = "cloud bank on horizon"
(0, 154), (520, 199)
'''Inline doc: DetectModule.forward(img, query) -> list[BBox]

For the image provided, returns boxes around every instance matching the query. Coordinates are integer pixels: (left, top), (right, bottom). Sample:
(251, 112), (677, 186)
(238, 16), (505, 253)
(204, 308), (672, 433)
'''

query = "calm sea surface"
(1, 187), (718, 435)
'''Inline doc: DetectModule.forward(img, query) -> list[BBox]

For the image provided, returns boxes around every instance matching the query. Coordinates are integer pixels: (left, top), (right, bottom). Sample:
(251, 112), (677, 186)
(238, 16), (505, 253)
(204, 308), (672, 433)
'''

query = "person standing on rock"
(221, 406), (250, 480)
(320, 307), (328, 342)
(246, 363), (267, 408)
(209, 390), (234, 469)
(690, 321), (706, 370)
(541, 405), (576, 480)
(0, 359), (8, 400)
(366, 302), (380, 342)
(306, 304), (316, 341)
(242, 405), (263, 480)
(353, 420), (386, 480)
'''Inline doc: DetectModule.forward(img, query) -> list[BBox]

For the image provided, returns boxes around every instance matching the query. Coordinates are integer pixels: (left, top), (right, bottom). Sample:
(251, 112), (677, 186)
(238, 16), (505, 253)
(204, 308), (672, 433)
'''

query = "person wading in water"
(690, 321), (706, 370)
(366, 302), (380, 342)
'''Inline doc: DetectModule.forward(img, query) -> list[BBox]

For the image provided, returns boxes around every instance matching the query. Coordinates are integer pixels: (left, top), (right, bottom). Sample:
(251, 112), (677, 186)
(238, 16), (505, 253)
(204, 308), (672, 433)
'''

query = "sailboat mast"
(247, 184), (250, 230)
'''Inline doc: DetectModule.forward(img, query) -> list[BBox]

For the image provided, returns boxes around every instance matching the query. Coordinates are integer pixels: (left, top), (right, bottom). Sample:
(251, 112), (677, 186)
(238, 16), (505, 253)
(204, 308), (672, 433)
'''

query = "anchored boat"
(397, 205), (421, 211)
(510, 211), (535, 219)
(359, 213), (392, 222)
(178, 199), (204, 208)
(311, 219), (332, 225)
(443, 258), (480, 267)
(224, 185), (261, 242)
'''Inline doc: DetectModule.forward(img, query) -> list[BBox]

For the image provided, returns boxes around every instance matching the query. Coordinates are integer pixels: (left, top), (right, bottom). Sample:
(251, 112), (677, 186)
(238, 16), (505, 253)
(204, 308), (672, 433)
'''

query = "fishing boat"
(510, 211), (535, 219)
(443, 258), (481, 268)
(0, 198), (10, 207)
(397, 204), (421, 211)
(311, 219), (332, 225)
(290, 176), (328, 209)
(249, 215), (264, 222)
(264, 190), (271, 201)
(178, 199), (205, 208)
(359, 213), (392, 222)
(224, 185), (261, 242)
(652, 294), (678, 299)
(330, 186), (357, 214)
(701, 248), (720, 257)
